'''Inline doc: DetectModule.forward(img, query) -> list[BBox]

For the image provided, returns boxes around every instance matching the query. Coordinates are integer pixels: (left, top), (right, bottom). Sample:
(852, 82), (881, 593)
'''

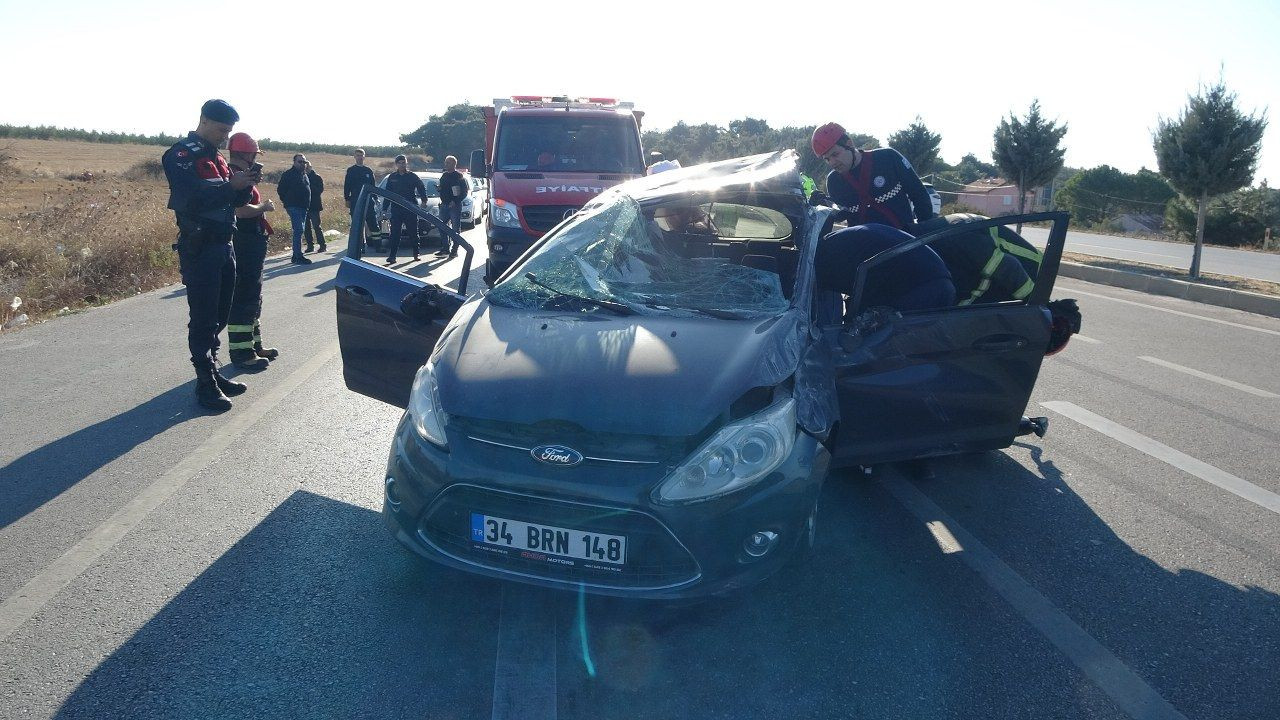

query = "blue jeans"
(286, 206), (308, 258)
(442, 202), (462, 253)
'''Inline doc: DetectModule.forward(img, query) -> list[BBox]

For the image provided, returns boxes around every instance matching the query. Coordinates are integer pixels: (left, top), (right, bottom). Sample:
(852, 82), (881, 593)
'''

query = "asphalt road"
(1019, 226), (1280, 283)
(2, 227), (1278, 719)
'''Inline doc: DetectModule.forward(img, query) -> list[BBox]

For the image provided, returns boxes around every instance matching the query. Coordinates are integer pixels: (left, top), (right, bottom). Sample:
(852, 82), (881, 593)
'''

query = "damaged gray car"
(335, 150), (1072, 598)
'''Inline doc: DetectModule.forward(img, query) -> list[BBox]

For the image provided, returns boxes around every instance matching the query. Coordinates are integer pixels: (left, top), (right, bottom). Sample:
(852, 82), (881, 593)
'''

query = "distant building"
(954, 178), (1048, 216)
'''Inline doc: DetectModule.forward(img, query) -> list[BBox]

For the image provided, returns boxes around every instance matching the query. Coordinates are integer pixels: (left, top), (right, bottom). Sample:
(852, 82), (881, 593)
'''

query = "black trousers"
(177, 230), (236, 371)
(304, 209), (324, 247)
(386, 210), (419, 259)
(227, 230), (267, 356)
(351, 199), (382, 250)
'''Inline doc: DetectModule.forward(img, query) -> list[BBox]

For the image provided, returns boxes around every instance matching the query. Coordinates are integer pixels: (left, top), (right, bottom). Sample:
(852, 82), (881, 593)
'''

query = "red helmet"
(227, 132), (262, 154)
(811, 122), (847, 156)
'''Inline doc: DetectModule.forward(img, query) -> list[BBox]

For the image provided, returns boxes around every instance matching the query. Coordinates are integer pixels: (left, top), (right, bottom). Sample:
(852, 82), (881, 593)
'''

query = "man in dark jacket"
(276, 154), (313, 264)
(811, 122), (936, 232)
(435, 155), (467, 258)
(815, 223), (955, 314)
(303, 161), (326, 253)
(344, 148), (383, 251)
(382, 154), (429, 264)
(161, 99), (256, 411)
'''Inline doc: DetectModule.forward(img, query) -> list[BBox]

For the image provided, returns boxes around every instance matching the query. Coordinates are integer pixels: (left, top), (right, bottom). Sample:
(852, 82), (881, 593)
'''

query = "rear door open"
(828, 212), (1068, 467)
(335, 186), (474, 408)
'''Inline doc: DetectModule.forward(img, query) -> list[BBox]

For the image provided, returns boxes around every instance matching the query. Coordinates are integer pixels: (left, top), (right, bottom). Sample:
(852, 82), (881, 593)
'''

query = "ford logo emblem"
(531, 444), (583, 467)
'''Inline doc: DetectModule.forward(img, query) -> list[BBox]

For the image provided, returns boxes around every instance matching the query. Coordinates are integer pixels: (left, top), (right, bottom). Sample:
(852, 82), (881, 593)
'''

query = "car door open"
(828, 212), (1069, 467)
(335, 185), (474, 408)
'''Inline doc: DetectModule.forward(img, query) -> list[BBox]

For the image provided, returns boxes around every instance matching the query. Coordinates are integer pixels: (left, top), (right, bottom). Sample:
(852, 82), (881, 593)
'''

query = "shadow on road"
(54, 491), (500, 720)
(48, 448), (1280, 719)
(0, 383), (200, 529)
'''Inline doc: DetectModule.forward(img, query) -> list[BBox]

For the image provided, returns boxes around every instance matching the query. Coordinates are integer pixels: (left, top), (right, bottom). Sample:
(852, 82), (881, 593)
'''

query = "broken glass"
(487, 193), (789, 319)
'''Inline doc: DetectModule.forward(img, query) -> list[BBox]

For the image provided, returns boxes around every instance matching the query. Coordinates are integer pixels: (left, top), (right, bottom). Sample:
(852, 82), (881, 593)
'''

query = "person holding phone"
(225, 132), (279, 370)
(161, 99), (257, 411)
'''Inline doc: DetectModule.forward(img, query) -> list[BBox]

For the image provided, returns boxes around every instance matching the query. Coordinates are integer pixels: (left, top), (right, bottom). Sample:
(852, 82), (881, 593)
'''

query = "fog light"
(384, 476), (402, 508)
(743, 530), (779, 558)
(493, 243), (505, 253)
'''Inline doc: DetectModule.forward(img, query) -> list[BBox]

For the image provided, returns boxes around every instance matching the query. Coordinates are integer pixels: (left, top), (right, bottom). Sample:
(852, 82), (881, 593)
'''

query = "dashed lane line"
(491, 584), (557, 720)
(1063, 288), (1280, 337)
(0, 342), (339, 644)
(1138, 356), (1279, 399)
(881, 474), (1188, 720)
(1041, 401), (1280, 516)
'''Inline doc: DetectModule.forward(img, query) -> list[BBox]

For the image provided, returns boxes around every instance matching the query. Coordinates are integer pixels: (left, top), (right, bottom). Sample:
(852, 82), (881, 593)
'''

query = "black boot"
(212, 364), (247, 397)
(255, 343), (279, 361)
(229, 348), (269, 370)
(195, 368), (233, 412)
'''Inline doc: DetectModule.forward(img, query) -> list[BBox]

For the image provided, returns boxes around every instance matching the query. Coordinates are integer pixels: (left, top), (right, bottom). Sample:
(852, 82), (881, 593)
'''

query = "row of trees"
(0, 124), (403, 158)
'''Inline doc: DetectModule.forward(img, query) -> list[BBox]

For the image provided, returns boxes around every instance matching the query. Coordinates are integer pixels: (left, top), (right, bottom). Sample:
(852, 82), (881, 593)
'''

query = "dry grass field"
(0, 138), (372, 329)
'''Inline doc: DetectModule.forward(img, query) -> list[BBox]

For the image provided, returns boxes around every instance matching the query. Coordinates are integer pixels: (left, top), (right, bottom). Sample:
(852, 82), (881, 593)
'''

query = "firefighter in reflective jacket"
(161, 99), (256, 412)
(225, 132), (279, 370)
(811, 122), (937, 231)
(924, 213), (1044, 305)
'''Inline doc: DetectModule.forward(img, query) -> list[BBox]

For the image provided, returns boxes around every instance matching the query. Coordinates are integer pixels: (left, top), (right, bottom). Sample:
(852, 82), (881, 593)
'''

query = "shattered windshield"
(486, 192), (790, 319)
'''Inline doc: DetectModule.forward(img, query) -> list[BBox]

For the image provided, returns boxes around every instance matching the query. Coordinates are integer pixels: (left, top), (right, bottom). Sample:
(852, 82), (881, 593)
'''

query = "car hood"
(432, 300), (801, 437)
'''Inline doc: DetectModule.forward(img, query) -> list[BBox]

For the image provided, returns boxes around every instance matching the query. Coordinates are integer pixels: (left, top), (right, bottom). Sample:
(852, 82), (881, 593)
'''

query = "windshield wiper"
(640, 300), (746, 320)
(524, 273), (635, 316)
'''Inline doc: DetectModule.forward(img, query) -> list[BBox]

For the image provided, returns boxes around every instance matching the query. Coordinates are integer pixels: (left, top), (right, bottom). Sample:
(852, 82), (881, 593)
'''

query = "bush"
(122, 158), (165, 181)
(1165, 197), (1265, 247)
(0, 184), (181, 324)
(939, 203), (983, 216)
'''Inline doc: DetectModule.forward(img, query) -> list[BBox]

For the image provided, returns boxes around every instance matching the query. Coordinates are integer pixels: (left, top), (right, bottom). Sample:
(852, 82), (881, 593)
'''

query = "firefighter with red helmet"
(225, 132), (280, 370)
(811, 122), (937, 231)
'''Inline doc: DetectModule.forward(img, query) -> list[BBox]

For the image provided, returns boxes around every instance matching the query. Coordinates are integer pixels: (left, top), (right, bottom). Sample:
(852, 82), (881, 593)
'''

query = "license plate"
(470, 513), (627, 565)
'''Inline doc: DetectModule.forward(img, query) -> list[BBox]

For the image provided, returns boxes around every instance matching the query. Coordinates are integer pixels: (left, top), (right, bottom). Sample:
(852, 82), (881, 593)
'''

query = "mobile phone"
(249, 162), (263, 174)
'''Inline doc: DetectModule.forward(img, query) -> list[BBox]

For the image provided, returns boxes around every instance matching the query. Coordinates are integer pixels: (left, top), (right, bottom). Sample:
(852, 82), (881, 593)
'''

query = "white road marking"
(1073, 334), (1102, 344)
(1138, 356), (1279, 399)
(925, 520), (964, 554)
(881, 475), (1188, 720)
(1066, 288), (1280, 337)
(0, 342), (340, 643)
(1074, 243), (1182, 260)
(491, 584), (557, 720)
(1041, 401), (1280, 516)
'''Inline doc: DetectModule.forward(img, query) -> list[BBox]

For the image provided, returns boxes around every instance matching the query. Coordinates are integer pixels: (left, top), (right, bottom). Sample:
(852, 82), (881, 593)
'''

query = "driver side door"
(336, 186), (472, 408)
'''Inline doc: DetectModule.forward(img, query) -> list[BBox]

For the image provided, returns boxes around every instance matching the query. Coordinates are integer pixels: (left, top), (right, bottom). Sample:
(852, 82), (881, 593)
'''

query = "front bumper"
(381, 414), (827, 599)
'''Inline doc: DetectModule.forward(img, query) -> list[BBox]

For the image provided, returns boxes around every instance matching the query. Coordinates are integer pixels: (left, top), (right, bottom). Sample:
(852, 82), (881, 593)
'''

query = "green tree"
(993, 100), (1068, 232)
(1153, 80), (1268, 277)
(400, 104), (486, 166)
(888, 117), (941, 175)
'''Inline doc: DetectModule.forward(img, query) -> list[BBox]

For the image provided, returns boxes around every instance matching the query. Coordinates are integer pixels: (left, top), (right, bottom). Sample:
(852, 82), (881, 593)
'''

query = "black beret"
(200, 99), (240, 124)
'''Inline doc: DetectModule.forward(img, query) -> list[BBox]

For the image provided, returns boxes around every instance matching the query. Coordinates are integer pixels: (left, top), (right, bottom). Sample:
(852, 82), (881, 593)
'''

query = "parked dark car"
(335, 151), (1071, 598)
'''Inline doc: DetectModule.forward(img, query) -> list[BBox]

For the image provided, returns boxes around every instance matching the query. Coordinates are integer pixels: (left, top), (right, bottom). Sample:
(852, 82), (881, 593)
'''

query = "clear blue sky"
(1, 0), (1276, 183)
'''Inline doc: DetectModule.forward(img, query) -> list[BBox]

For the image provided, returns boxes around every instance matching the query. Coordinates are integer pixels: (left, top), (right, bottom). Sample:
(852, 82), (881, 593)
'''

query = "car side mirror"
(469, 149), (487, 179)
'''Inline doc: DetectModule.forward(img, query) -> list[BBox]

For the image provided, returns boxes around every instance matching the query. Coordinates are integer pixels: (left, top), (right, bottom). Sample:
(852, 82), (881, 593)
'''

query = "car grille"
(419, 485), (701, 590)
(522, 204), (580, 233)
(450, 415), (692, 467)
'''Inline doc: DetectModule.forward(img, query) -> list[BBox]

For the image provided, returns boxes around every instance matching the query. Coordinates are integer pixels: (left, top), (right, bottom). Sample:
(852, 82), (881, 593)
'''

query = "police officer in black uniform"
(162, 99), (256, 412)
(382, 154), (429, 264)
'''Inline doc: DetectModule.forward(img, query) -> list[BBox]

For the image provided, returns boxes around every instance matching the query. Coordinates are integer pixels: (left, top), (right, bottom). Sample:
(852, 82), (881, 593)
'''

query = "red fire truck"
(469, 96), (646, 285)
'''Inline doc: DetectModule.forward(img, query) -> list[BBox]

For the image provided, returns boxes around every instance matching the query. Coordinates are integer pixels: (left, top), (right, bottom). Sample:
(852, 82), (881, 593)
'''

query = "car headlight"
(407, 363), (448, 449)
(654, 398), (796, 505)
(491, 199), (520, 228)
